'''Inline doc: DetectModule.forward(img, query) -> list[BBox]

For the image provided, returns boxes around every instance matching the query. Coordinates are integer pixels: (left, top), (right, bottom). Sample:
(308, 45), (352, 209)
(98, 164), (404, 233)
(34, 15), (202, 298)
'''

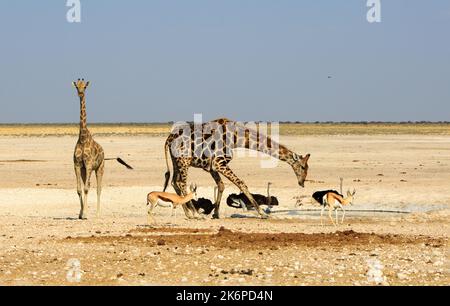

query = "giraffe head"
(72, 78), (90, 98)
(291, 153), (310, 188)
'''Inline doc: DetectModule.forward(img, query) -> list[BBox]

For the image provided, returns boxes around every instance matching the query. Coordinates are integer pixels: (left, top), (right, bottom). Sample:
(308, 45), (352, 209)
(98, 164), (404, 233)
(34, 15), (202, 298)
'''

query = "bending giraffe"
(163, 118), (310, 219)
(72, 79), (133, 219)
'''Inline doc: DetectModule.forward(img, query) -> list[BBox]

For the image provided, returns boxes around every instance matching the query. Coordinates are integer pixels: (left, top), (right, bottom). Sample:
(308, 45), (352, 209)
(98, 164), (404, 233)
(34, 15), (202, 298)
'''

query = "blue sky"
(0, 1), (449, 123)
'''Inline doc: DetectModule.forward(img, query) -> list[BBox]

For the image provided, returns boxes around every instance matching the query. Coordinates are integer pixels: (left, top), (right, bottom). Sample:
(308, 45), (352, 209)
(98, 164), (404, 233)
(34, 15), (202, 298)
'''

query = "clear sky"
(0, 1), (449, 123)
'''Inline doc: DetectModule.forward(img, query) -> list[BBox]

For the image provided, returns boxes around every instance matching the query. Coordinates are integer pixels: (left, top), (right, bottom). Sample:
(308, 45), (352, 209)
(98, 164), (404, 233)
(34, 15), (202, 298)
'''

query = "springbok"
(146, 183), (198, 223)
(312, 189), (356, 226)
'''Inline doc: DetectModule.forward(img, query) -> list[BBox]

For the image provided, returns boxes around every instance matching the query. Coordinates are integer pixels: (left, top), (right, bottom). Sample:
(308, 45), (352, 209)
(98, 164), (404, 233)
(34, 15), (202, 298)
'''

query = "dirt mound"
(129, 227), (214, 234)
(217, 226), (234, 235)
(63, 229), (445, 250)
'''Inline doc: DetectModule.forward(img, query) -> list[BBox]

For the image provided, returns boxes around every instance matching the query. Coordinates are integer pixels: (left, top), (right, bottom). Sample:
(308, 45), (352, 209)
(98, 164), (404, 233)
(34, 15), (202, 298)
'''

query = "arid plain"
(0, 124), (448, 285)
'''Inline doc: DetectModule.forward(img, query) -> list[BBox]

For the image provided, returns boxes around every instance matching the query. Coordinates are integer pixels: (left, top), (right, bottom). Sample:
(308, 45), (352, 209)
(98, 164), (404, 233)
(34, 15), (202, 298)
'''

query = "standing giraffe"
(72, 79), (133, 219)
(163, 118), (310, 219)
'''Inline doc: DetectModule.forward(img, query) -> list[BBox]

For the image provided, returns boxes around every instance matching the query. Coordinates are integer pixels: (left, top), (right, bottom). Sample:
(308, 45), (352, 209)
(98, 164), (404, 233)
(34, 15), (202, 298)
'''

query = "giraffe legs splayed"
(163, 118), (310, 219)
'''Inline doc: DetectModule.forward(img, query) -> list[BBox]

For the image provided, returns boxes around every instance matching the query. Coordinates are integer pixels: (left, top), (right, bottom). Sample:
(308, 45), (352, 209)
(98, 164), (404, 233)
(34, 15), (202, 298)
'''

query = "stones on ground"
(397, 272), (408, 280)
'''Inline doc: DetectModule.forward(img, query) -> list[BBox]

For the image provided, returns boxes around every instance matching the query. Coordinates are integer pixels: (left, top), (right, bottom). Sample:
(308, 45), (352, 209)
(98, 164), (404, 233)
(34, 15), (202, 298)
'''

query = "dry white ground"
(0, 134), (448, 285)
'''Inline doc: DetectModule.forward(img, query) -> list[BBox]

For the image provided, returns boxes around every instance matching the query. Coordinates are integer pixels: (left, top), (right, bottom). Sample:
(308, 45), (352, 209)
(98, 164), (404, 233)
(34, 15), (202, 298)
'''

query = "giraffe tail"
(105, 157), (134, 170)
(163, 140), (171, 192)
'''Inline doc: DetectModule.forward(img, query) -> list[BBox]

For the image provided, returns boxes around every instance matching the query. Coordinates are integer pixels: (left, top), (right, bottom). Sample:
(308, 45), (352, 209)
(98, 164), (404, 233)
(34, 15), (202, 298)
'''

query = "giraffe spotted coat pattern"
(163, 118), (310, 219)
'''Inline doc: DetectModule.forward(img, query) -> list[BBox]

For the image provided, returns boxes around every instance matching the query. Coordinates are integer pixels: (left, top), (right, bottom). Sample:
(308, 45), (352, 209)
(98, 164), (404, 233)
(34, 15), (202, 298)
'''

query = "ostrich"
(191, 186), (217, 215)
(226, 182), (279, 213)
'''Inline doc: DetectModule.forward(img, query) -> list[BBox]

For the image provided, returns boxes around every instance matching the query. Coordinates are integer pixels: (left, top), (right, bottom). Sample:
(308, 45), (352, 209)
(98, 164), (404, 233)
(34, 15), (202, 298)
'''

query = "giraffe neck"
(78, 94), (90, 143)
(232, 124), (296, 166)
(259, 138), (297, 166)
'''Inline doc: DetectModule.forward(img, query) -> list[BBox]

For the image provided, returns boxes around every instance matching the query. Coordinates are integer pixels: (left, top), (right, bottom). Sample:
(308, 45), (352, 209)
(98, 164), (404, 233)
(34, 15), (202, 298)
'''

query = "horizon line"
(0, 121), (449, 125)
